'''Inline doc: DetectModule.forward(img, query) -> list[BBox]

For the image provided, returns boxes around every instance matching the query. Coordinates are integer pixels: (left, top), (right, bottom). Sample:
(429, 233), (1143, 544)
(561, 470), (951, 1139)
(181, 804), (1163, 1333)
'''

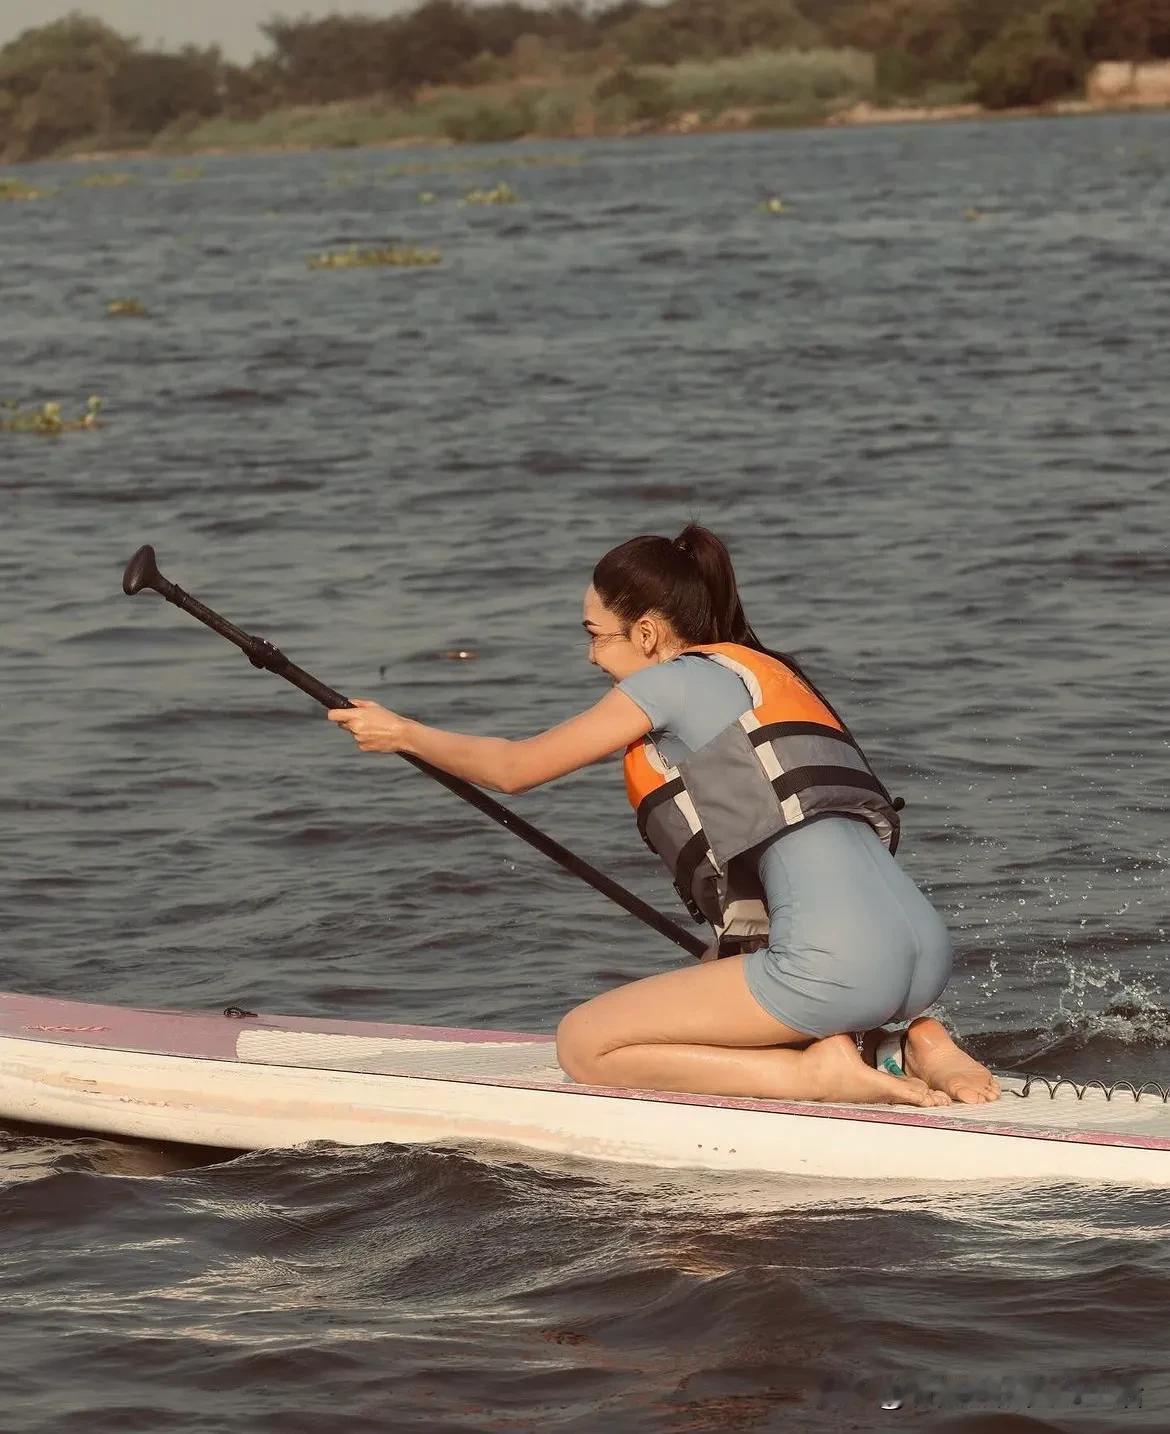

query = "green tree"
(260, 3), (490, 100)
(261, 15), (398, 103)
(594, 64), (673, 118)
(0, 13), (133, 157)
(968, 6), (1082, 106)
(0, 12), (132, 97)
(1086, 0), (1170, 56)
(608, 0), (820, 65)
(1045, 0), (1099, 75)
(5, 65), (107, 156)
(474, 2), (596, 55)
(221, 58), (280, 120)
(824, 0), (953, 51)
(954, 0), (1041, 55)
(392, 0), (487, 86)
(109, 47), (221, 135)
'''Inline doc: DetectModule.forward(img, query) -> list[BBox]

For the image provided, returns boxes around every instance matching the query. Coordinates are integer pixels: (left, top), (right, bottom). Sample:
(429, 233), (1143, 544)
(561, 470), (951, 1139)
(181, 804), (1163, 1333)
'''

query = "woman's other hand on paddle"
(327, 698), (410, 753)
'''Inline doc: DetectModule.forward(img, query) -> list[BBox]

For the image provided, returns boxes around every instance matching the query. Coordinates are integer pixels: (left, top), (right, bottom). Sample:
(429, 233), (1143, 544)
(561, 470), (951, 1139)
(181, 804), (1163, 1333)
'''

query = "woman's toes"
(903, 1017), (1002, 1105)
(899, 1075), (952, 1108)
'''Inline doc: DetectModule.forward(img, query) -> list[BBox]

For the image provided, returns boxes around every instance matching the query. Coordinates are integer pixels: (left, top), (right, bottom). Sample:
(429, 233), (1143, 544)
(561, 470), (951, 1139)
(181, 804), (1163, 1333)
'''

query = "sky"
(0, 1), (427, 64)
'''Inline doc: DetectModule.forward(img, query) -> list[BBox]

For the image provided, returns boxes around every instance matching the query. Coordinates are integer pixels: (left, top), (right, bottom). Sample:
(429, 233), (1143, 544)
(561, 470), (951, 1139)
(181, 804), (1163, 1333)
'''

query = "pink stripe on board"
(0, 990), (551, 1063)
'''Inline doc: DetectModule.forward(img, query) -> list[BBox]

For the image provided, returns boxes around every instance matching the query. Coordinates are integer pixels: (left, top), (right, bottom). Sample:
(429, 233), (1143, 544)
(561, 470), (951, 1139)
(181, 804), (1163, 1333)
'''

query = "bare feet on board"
(903, 1017), (1002, 1104)
(804, 1033), (953, 1108)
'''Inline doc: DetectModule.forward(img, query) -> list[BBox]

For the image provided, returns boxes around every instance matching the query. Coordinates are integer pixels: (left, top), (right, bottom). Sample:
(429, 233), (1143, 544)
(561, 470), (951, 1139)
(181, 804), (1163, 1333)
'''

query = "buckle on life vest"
(674, 884), (706, 925)
(716, 934), (768, 959)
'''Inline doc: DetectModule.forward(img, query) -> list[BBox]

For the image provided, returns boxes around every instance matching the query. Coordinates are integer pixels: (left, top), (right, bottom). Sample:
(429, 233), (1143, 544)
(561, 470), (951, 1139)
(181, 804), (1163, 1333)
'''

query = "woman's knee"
(555, 1004), (606, 1084)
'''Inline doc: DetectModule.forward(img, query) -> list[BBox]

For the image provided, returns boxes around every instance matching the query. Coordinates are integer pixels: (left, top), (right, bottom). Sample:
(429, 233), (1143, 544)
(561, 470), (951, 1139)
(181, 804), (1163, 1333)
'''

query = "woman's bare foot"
(803, 1034), (952, 1108)
(903, 1017), (1001, 1104)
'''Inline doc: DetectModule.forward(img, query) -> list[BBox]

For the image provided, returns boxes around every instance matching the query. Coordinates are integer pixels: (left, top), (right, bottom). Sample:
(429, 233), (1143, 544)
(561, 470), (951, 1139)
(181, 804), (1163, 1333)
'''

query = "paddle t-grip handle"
(121, 544), (351, 709)
(122, 543), (165, 597)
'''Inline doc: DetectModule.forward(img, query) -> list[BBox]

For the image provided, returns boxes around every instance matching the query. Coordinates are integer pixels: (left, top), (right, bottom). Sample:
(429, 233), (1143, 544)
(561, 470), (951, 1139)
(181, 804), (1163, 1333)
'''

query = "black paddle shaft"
(122, 544), (708, 959)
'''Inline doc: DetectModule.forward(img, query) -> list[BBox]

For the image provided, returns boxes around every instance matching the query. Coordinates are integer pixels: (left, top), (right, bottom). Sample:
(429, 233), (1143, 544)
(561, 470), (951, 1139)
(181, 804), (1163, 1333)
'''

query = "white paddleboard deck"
(0, 992), (1166, 1186)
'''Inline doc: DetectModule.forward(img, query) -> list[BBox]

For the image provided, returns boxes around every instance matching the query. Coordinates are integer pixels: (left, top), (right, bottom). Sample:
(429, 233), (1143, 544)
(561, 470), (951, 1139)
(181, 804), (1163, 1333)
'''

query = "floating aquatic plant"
(461, 182), (519, 205)
(0, 177), (46, 201)
(107, 298), (149, 318)
(170, 165), (204, 181)
(760, 196), (787, 213)
(0, 396), (104, 435)
(79, 171), (136, 188)
(964, 207), (986, 222)
(418, 191), (437, 203)
(307, 246), (442, 270)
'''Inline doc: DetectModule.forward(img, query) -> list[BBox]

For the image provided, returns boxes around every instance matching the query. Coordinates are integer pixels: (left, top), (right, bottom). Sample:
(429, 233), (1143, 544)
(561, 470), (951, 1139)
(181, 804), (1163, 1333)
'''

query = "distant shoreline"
(42, 92), (1170, 168)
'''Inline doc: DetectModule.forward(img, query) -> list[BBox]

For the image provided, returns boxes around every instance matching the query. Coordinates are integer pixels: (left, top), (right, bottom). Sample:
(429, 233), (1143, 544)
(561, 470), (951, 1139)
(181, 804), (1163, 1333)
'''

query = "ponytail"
(593, 522), (855, 734)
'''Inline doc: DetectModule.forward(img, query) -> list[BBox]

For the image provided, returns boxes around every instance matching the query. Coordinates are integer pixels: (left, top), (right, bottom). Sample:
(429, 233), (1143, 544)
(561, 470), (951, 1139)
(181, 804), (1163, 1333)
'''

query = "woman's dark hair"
(593, 523), (849, 726)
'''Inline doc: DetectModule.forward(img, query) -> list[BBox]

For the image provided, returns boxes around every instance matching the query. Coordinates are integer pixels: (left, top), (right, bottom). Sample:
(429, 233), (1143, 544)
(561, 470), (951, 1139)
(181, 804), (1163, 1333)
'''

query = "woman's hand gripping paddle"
(121, 544), (708, 960)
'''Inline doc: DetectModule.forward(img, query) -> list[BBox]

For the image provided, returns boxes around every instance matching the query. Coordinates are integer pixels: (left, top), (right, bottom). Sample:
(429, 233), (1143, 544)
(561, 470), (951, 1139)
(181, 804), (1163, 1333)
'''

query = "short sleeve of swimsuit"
(618, 656), (753, 769)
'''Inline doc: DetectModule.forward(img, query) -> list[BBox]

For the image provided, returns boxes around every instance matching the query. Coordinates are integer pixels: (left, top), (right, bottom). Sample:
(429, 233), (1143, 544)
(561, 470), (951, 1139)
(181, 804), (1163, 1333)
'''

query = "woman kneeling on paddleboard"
(328, 525), (999, 1110)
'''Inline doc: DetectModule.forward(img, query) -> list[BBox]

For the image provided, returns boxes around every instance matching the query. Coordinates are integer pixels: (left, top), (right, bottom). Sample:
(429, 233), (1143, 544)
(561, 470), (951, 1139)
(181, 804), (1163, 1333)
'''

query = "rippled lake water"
(2, 112), (1169, 1430)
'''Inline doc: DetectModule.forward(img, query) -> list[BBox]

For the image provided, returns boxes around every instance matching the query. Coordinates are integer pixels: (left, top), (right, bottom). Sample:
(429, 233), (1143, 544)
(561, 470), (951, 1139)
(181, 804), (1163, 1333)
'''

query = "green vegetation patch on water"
(1, 396), (104, 434)
(460, 182), (519, 205)
(0, 177), (48, 200)
(307, 245), (442, 270)
(77, 170), (136, 188)
(106, 298), (149, 317)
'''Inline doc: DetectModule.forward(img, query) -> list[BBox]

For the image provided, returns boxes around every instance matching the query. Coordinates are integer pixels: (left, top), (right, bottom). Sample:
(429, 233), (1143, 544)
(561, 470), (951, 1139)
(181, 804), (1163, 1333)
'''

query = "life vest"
(623, 643), (902, 942)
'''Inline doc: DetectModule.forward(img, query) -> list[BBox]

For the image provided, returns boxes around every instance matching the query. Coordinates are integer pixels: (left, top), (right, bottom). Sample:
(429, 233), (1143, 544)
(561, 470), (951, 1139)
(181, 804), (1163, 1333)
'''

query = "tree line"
(1, 0), (1168, 160)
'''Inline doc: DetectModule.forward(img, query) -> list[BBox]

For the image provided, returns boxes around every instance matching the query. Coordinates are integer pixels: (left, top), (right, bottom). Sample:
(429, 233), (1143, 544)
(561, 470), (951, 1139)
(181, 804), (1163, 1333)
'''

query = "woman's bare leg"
(902, 1017), (1002, 1103)
(557, 956), (950, 1107)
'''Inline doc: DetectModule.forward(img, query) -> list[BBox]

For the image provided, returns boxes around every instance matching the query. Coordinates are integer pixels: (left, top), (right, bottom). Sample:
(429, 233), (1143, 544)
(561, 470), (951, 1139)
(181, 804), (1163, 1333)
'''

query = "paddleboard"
(0, 991), (1166, 1186)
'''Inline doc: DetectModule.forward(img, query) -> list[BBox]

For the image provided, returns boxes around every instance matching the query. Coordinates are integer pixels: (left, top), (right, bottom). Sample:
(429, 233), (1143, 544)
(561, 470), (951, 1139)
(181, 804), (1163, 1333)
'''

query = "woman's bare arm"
(327, 687), (652, 794)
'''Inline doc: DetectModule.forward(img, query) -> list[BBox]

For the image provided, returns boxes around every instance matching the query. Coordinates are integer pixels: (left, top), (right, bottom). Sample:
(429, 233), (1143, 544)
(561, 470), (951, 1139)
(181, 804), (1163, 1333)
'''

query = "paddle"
(121, 544), (708, 959)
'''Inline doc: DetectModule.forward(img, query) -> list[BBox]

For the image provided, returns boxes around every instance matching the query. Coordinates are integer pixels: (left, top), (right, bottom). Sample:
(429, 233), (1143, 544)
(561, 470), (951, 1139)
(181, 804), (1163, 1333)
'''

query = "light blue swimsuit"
(619, 657), (953, 1038)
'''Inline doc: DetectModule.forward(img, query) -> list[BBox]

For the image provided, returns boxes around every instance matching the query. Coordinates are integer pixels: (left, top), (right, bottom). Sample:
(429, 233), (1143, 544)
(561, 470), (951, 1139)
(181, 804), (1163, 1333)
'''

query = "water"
(2, 112), (1168, 1429)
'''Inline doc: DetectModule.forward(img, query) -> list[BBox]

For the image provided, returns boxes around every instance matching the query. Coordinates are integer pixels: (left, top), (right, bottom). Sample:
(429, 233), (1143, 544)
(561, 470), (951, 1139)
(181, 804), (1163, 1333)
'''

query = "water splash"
(1029, 960), (1170, 1046)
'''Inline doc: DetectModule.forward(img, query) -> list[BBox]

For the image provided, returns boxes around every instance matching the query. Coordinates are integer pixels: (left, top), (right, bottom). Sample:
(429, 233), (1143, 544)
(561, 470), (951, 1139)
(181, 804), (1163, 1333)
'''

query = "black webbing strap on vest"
(771, 766), (892, 803)
(671, 830), (710, 924)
